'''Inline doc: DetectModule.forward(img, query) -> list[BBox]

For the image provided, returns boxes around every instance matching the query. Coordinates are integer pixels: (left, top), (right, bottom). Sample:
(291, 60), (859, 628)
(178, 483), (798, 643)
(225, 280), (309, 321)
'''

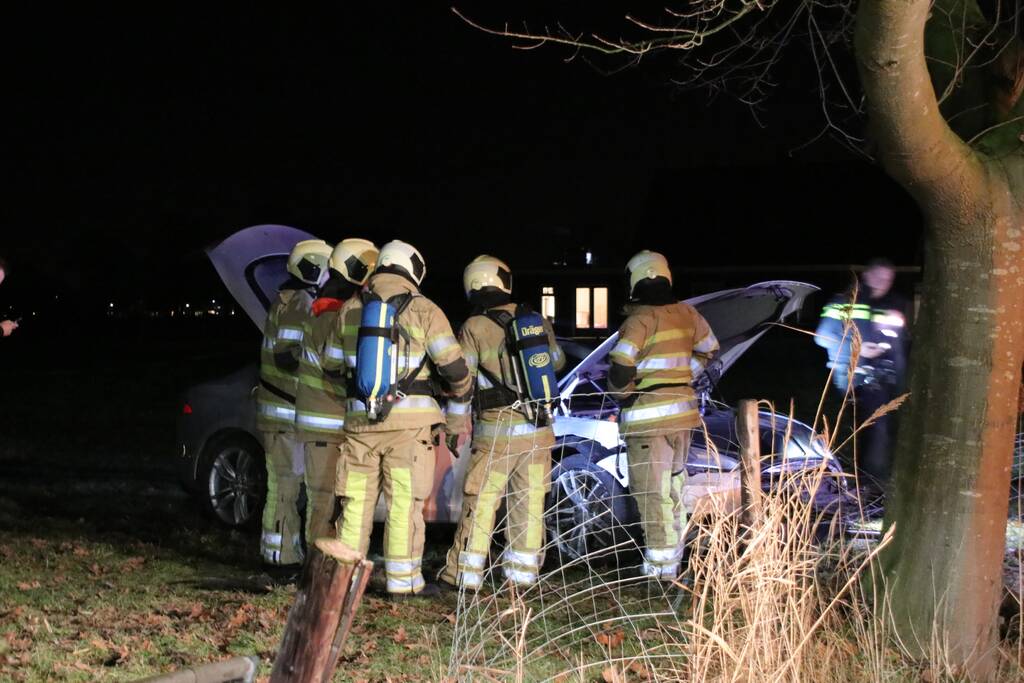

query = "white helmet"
(626, 250), (672, 298)
(463, 255), (512, 298)
(376, 240), (426, 286)
(329, 238), (379, 285)
(287, 239), (333, 285)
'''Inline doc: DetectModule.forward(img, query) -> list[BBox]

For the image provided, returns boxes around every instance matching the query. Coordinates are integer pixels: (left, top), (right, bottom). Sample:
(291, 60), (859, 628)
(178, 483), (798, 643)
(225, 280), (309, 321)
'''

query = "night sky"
(5, 3), (922, 313)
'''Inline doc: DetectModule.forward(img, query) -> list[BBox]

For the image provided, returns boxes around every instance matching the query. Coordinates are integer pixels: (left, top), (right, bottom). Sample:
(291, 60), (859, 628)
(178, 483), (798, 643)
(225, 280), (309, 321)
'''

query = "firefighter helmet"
(376, 240), (426, 286)
(626, 250), (672, 298)
(287, 239), (333, 285)
(329, 238), (379, 285)
(463, 255), (512, 298)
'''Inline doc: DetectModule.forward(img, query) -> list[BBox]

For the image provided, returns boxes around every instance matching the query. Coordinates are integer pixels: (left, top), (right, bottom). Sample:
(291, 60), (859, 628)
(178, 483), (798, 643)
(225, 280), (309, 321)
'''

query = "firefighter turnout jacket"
(607, 301), (719, 434)
(294, 297), (348, 442)
(257, 286), (314, 433)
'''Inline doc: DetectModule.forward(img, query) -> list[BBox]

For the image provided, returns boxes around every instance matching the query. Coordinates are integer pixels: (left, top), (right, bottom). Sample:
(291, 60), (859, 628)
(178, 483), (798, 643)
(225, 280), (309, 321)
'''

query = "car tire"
(198, 432), (267, 529)
(546, 452), (638, 564)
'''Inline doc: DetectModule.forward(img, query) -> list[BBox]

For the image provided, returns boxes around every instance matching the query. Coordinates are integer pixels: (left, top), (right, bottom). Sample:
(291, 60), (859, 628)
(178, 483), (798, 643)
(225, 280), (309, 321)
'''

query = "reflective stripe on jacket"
(257, 288), (313, 432)
(607, 301), (718, 434)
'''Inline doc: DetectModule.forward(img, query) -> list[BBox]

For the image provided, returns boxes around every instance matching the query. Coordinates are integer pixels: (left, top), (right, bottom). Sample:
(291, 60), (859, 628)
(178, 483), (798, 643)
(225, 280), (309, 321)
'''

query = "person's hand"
(859, 342), (886, 359)
(445, 433), (461, 457)
(0, 320), (18, 337)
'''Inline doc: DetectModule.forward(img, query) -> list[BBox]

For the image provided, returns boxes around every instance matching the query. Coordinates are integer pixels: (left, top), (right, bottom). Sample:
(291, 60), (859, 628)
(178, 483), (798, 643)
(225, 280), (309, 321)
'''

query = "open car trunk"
(558, 281), (819, 401)
(206, 224), (317, 333)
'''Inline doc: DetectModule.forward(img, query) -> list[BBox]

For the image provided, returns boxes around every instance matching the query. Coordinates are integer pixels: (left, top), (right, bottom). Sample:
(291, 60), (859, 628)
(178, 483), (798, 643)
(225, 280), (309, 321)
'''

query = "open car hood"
(558, 281), (818, 398)
(206, 225), (317, 332)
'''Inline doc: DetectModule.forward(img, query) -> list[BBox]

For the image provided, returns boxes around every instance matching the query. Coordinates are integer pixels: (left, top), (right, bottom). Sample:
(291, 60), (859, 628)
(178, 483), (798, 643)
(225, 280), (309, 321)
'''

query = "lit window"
(541, 286), (556, 320)
(593, 287), (608, 329)
(576, 288), (591, 329)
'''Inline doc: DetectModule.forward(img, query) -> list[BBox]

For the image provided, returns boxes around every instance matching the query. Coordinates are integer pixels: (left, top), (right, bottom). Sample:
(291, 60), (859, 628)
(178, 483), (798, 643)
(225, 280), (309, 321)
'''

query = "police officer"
(439, 255), (565, 591)
(815, 259), (908, 494)
(258, 239), (333, 572)
(294, 239), (378, 543)
(326, 240), (472, 599)
(607, 250), (719, 581)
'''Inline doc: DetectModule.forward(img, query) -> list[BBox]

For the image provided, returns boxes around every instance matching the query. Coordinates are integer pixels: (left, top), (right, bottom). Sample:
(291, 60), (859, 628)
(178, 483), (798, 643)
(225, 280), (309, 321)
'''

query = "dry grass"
(447, 396), (1024, 682)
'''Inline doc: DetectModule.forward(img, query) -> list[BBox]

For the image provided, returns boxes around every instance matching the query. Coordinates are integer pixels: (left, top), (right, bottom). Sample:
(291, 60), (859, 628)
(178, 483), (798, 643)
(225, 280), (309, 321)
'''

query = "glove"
(445, 433), (461, 457)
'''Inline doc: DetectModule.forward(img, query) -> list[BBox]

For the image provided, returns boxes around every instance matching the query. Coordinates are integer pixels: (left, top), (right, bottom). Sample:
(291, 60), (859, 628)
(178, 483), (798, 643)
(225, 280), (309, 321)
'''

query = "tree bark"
(856, 1), (1024, 678)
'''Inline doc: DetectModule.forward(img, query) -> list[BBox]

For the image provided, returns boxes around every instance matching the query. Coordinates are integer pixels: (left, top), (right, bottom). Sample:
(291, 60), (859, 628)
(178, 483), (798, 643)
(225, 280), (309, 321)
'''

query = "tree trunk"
(856, 0), (1024, 678)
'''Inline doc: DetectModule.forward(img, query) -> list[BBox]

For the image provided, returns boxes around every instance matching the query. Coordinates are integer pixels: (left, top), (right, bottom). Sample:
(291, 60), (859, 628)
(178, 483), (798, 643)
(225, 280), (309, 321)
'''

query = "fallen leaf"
(628, 661), (652, 680)
(88, 563), (103, 577)
(188, 603), (205, 619)
(29, 538), (47, 550)
(16, 581), (40, 591)
(444, 612), (457, 625)
(227, 606), (249, 629)
(73, 545), (90, 557)
(602, 666), (622, 683)
(393, 626), (407, 644)
(595, 629), (625, 648)
(122, 557), (146, 572)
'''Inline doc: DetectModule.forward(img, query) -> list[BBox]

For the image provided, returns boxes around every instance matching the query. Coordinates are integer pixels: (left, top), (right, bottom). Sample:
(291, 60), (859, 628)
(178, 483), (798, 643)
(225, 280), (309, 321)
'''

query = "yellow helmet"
(626, 250), (672, 298)
(376, 240), (426, 286)
(329, 238), (379, 285)
(287, 239), (333, 285)
(463, 255), (512, 298)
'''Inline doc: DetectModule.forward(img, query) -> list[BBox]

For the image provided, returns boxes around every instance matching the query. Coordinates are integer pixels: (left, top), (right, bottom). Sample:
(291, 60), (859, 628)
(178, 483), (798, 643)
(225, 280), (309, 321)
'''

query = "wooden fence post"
(270, 540), (373, 683)
(737, 399), (762, 534)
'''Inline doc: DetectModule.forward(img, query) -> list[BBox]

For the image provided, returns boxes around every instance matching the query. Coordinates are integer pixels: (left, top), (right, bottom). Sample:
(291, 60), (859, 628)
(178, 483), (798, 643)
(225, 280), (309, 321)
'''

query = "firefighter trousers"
(260, 430), (306, 566)
(625, 429), (691, 580)
(303, 440), (342, 543)
(440, 436), (552, 590)
(335, 426), (436, 595)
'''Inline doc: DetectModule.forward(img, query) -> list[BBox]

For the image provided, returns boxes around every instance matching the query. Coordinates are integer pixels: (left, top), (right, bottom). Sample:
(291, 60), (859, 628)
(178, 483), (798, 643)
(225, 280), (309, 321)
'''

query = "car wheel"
(199, 433), (267, 528)
(546, 453), (636, 563)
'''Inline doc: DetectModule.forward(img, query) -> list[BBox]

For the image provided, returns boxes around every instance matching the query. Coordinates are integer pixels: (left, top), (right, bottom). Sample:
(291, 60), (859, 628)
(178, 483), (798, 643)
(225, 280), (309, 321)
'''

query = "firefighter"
(438, 255), (565, 591)
(257, 238), (333, 572)
(606, 250), (719, 580)
(326, 240), (471, 599)
(815, 259), (908, 494)
(295, 238), (379, 542)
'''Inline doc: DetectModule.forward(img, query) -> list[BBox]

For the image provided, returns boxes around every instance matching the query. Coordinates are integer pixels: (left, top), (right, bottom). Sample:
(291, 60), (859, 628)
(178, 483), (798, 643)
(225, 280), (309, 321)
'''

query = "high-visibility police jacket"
(607, 301), (719, 435)
(257, 286), (314, 433)
(294, 297), (348, 442)
(445, 303), (566, 440)
(324, 273), (472, 434)
(814, 293), (907, 389)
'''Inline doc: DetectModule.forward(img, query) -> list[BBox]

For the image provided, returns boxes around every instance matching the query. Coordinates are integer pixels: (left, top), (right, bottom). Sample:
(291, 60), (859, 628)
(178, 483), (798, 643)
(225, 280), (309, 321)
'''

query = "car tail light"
(182, 403), (193, 415)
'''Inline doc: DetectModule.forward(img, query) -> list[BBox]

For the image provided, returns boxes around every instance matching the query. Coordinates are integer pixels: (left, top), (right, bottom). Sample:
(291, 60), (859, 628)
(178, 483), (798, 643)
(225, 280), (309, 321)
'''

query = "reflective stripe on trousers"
(642, 546), (681, 580)
(501, 548), (540, 586)
(458, 551), (486, 589)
